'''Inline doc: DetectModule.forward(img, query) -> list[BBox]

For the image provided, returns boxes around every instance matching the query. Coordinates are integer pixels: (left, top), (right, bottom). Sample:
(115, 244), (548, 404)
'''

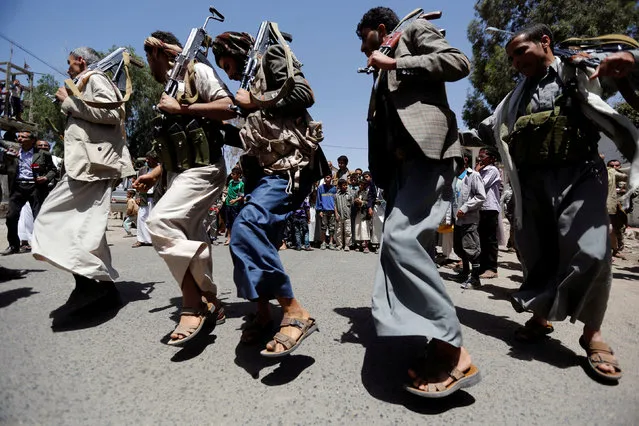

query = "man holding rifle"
(32, 47), (135, 319)
(212, 26), (328, 357)
(474, 24), (639, 383)
(356, 7), (479, 398)
(137, 30), (235, 346)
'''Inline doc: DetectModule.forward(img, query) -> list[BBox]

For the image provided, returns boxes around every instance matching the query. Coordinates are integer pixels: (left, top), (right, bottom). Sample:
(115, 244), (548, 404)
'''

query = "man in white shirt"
(135, 31), (236, 346)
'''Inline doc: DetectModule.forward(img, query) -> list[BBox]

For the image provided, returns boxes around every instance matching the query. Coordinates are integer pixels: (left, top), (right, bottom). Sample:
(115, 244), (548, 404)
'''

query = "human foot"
(580, 329), (622, 380)
(168, 303), (212, 346)
(406, 345), (481, 398)
(261, 313), (318, 357)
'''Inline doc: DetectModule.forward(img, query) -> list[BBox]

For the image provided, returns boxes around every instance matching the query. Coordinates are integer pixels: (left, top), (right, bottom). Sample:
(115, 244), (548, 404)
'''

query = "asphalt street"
(0, 219), (638, 425)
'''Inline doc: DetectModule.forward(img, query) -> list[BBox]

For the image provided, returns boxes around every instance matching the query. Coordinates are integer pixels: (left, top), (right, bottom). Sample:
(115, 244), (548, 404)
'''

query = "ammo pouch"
(506, 96), (598, 167)
(151, 115), (223, 173)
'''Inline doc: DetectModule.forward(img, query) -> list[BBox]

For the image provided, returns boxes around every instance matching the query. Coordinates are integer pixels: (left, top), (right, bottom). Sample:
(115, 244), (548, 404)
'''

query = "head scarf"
(211, 32), (255, 65)
(144, 36), (183, 58)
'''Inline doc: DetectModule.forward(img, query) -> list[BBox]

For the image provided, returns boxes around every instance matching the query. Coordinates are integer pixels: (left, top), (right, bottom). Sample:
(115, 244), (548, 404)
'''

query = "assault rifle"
(49, 47), (143, 102)
(231, 21), (294, 115)
(554, 35), (639, 111)
(164, 6), (225, 99)
(357, 9), (443, 74)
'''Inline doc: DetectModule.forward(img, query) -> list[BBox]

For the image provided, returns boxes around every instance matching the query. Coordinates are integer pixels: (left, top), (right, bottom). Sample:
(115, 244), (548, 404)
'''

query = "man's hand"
(367, 207), (373, 218)
(36, 176), (48, 184)
(591, 51), (636, 80)
(319, 211), (324, 218)
(456, 209), (465, 218)
(157, 93), (182, 114)
(367, 51), (397, 71)
(55, 86), (69, 103)
(234, 89), (257, 110)
(132, 173), (158, 192)
(335, 213), (340, 222)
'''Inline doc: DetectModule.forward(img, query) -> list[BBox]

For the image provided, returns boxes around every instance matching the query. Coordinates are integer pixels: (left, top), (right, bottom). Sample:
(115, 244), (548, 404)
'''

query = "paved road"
(1, 220), (638, 424)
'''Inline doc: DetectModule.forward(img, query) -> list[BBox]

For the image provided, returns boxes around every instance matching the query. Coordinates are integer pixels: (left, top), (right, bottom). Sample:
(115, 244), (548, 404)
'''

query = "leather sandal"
(167, 303), (213, 346)
(260, 317), (318, 358)
(240, 316), (274, 344)
(405, 364), (482, 399)
(579, 336), (622, 382)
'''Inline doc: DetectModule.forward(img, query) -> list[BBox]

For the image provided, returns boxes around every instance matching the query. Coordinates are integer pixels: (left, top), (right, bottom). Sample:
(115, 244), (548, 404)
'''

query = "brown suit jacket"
(370, 18), (470, 162)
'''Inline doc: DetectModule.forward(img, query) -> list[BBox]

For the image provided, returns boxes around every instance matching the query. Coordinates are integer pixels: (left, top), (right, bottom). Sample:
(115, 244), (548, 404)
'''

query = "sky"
(0, 0), (479, 169)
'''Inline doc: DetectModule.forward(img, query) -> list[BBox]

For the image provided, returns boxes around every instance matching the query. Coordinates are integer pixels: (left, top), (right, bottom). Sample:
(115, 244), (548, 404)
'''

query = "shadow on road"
(472, 283), (515, 301)
(455, 307), (578, 368)
(234, 339), (315, 385)
(0, 287), (38, 308)
(498, 261), (523, 272)
(334, 307), (476, 414)
(612, 264), (639, 281)
(50, 280), (157, 332)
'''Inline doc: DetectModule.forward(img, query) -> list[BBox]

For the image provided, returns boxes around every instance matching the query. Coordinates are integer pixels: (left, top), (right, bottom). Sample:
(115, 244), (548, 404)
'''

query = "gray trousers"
(512, 159), (611, 329)
(372, 155), (462, 347)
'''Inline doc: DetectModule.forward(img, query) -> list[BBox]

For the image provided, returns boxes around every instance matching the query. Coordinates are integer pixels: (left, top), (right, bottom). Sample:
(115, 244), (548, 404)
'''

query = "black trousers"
(6, 182), (46, 248)
(478, 210), (499, 273)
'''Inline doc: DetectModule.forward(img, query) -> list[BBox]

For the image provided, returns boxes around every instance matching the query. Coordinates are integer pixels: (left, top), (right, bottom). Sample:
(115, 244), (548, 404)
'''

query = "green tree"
(615, 101), (639, 128)
(27, 74), (66, 156)
(464, 0), (639, 127)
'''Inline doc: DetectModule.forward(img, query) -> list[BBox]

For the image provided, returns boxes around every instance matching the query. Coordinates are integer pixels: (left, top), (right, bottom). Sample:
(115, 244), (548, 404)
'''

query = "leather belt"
(16, 180), (35, 184)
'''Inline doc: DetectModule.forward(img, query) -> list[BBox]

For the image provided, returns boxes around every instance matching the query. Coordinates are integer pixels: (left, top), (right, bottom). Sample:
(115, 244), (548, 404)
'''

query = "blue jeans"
(230, 175), (311, 300)
(292, 216), (310, 248)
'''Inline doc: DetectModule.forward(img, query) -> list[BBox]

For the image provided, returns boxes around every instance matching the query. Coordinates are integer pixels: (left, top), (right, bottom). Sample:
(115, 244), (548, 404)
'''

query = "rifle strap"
(177, 60), (199, 105)
(250, 22), (296, 108)
(64, 51), (133, 110)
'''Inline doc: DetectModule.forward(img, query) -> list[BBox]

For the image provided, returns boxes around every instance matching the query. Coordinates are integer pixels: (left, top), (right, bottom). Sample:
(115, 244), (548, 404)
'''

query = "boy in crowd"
(335, 155), (351, 182)
(292, 197), (313, 251)
(453, 151), (486, 289)
(334, 178), (353, 251)
(224, 166), (245, 246)
(316, 174), (337, 250)
(354, 177), (371, 253)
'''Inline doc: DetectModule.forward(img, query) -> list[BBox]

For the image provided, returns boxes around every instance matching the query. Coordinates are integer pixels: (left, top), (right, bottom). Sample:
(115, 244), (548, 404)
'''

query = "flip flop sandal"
(514, 319), (554, 342)
(405, 364), (482, 399)
(579, 336), (623, 382)
(260, 317), (318, 358)
(167, 304), (213, 346)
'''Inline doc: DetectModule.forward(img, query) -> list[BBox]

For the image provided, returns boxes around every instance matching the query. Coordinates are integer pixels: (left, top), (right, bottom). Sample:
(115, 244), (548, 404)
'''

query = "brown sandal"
(579, 336), (622, 382)
(167, 303), (213, 346)
(405, 364), (482, 399)
(260, 317), (318, 358)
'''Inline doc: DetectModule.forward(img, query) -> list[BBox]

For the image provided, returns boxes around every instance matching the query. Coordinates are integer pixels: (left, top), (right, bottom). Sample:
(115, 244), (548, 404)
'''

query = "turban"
(144, 37), (183, 58)
(211, 32), (255, 65)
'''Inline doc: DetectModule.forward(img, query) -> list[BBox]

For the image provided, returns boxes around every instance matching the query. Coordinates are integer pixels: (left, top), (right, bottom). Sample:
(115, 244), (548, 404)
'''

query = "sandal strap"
(173, 323), (197, 337)
(280, 317), (314, 332)
(273, 332), (295, 350)
(587, 340), (614, 355)
(449, 367), (465, 381)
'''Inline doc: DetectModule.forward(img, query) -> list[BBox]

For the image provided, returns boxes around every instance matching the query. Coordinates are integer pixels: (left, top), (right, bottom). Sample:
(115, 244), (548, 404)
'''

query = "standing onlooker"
(476, 147), (501, 279)
(292, 197), (312, 251)
(354, 177), (371, 253)
(316, 174), (337, 250)
(453, 152), (486, 289)
(362, 171), (379, 251)
(10, 80), (24, 121)
(132, 152), (160, 248)
(123, 189), (138, 237)
(335, 155), (351, 183)
(224, 166), (245, 246)
(606, 159), (628, 259)
(3, 131), (57, 255)
(334, 178), (353, 251)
